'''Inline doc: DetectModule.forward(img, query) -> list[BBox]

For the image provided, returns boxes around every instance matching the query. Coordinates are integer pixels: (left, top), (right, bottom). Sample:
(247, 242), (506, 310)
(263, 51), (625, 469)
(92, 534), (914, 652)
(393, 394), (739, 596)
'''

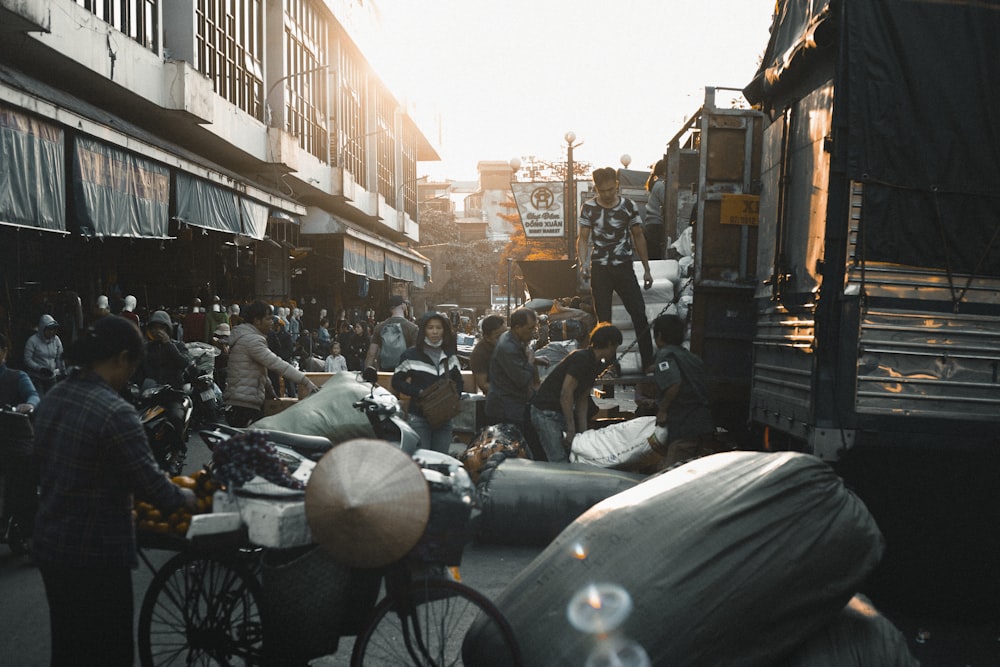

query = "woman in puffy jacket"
(223, 301), (319, 427)
(392, 312), (463, 453)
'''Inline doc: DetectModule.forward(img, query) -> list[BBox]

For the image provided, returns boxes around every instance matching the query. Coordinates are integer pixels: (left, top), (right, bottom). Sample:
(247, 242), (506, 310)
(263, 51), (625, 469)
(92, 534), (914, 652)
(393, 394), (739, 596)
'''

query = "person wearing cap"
(224, 301), (319, 427)
(23, 314), (65, 394)
(210, 322), (231, 389)
(139, 310), (194, 390)
(365, 295), (419, 373)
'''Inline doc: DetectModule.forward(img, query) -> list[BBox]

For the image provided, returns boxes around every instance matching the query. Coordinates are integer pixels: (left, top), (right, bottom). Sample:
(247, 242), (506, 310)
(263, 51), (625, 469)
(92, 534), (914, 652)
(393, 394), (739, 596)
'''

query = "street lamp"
(509, 157), (521, 182)
(565, 131), (583, 266)
(506, 257), (514, 319)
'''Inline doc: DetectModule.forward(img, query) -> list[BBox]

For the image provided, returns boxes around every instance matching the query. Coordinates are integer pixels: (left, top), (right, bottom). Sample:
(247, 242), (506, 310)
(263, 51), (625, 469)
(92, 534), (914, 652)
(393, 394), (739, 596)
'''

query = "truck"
(658, 87), (763, 445)
(740, 0), (1000, 617)
(653, 0), (1000, 619)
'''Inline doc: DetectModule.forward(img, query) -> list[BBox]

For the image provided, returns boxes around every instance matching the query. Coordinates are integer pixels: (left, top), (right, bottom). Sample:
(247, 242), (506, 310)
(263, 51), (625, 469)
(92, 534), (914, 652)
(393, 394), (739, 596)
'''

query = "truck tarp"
(747, 0), (1000, 280)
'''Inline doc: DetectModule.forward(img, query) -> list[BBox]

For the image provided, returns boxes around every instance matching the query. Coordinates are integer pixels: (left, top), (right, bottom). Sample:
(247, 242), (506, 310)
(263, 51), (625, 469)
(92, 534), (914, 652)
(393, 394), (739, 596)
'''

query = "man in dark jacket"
(140, 310), (193, 389)
(485, 307), (550, 447)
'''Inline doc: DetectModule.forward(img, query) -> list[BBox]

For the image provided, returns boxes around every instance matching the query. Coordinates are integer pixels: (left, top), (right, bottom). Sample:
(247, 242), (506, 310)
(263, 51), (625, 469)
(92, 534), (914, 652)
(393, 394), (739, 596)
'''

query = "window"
(195, 0), (264, 120)
(283, 0), (328, 160)
(77, 0), (158, 51)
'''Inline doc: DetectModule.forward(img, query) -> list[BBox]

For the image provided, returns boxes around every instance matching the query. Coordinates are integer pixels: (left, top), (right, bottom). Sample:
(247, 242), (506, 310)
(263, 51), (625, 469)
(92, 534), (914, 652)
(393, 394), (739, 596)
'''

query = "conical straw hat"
(305, 439), (430, 568)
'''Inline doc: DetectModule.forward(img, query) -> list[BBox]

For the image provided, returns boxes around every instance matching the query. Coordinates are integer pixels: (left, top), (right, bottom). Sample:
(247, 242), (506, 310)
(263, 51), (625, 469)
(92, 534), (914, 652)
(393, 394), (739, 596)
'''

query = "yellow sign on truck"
(720, 194), (759, 226)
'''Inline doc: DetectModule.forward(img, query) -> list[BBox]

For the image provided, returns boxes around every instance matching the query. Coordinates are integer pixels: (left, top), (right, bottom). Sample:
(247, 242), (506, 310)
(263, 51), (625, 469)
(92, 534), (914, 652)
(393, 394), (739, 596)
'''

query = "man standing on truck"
(578, 167), (655, 372)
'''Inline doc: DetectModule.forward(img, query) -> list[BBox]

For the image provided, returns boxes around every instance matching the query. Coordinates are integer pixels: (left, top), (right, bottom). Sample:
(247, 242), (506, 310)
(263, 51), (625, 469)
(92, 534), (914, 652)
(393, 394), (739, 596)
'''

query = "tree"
(498, 199), (566, 264)
(417, 208), (503, 306)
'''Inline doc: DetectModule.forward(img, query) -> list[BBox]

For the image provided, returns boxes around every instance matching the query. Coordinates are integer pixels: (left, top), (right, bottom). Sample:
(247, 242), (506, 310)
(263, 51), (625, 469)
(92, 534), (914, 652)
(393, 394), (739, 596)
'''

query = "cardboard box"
(213, 491), (312, 549)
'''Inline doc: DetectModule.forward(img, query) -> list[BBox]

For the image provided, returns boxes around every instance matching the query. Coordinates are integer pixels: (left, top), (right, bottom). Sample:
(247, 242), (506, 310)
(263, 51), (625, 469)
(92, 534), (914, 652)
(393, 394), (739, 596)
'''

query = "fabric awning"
(301, 212), (429, 287)
(72, 136), (170, 238)
(0, 105), (65, 232)
(175, 172), (241, 234)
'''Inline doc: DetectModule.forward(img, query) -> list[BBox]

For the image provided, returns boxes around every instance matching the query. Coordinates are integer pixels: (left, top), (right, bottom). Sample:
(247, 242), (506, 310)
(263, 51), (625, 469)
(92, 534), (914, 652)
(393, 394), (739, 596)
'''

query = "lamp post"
(509, 157), (521, 183)
(565, 131), (583, 266)
(506, 257), (514, 319)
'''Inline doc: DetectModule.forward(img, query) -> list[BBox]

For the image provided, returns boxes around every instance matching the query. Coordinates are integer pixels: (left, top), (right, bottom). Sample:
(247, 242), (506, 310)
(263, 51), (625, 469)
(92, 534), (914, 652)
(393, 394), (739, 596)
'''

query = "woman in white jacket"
(223, 301), (319, 427)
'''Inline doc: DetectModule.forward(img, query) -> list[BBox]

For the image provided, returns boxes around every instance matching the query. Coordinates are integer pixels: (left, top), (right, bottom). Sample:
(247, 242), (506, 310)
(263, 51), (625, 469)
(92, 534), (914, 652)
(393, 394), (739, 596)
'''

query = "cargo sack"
(415, 375), (461, 429)
(476, 458), (645, 547)
(776, 594), (918, 667)
(458, 423), (531, 483)
(465, 451), (885, 667)
(254, 372), (375, 443)
(570, 415), (656, 469)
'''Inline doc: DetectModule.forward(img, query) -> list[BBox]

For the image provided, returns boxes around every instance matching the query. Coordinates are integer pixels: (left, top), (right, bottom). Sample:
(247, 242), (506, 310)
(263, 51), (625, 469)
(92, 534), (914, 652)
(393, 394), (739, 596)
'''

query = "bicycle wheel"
(351, 578), (522, 666)
(138, 551), (264, 666)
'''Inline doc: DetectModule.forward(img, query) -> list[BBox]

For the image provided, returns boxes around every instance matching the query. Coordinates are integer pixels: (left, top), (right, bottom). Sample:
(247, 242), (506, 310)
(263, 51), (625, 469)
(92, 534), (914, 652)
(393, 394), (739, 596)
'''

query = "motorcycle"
(132, 384), (193, 476)
(0, 405), (36, 556)
(188, 372), (224, 429)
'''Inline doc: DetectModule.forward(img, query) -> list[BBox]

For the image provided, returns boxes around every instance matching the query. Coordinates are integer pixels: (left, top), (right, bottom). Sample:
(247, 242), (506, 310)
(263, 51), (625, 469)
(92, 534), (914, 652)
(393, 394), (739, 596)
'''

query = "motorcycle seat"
(263, 430), (333, 456)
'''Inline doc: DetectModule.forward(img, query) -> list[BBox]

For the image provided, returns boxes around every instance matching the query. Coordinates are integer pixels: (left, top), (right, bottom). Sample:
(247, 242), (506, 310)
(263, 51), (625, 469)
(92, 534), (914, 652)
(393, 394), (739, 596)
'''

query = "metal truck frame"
(742, 0), (1000, 460)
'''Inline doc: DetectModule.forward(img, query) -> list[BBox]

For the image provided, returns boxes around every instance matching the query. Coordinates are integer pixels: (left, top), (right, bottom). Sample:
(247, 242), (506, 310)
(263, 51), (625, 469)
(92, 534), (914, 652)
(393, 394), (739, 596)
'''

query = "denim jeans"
(590, 262), (653, 369)
(408, 412), (454, 454)
(530, 405), (569, 463)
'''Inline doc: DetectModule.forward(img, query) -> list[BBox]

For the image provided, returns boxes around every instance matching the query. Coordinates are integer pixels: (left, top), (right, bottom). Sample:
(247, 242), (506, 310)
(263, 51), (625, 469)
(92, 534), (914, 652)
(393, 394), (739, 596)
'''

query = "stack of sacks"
(609, 259), (679, 374)
(253, 371), (375, 443)
(465, 451), (886, 666)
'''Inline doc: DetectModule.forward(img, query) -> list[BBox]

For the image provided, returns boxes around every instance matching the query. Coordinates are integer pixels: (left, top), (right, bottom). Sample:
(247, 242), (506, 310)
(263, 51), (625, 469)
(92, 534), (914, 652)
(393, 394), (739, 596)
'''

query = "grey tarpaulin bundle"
(476, 458), (645, 547)
(465, 451), (887, 666)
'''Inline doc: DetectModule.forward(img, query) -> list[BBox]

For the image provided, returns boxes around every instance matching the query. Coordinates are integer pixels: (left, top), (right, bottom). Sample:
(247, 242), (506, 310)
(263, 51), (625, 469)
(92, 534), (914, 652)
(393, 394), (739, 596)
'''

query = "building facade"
(0, 0), (434, 347)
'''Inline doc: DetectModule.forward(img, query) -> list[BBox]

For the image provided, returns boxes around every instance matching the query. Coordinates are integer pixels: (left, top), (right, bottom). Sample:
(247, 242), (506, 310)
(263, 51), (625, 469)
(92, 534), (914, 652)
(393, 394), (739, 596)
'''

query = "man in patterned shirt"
(577, 166), (654, 371)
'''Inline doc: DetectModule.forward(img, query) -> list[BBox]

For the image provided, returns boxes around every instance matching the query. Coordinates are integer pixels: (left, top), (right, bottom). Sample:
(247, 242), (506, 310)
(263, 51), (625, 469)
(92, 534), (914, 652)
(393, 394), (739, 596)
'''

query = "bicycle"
(136, 431), (522, 666)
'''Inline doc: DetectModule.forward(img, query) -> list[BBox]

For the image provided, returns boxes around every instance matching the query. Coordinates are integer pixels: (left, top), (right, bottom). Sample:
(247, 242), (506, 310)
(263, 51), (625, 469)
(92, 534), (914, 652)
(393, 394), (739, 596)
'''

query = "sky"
(369, 1), (777, 182)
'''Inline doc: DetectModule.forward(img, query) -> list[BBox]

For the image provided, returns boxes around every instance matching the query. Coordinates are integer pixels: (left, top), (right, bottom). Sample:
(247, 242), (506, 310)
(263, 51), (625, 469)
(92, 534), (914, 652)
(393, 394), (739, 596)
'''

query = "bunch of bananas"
(135, 468), (222, 537)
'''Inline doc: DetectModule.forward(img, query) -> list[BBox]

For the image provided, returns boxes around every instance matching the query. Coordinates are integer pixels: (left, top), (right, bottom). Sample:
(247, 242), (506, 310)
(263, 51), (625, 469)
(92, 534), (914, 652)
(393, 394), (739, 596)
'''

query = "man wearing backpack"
(365, 295), (419, 373)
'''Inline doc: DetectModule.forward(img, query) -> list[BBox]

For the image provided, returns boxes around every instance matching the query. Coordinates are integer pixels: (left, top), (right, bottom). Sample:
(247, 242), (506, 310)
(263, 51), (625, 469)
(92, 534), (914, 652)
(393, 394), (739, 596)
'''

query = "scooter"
(188, 372), (224, 429)
(0, 405), (36, 556)
(134, 384), (193, 476)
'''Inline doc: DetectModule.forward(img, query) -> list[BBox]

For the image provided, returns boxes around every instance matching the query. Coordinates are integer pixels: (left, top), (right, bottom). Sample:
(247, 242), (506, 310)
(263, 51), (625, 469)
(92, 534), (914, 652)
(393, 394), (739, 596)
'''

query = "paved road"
(3, 432), (999, 665)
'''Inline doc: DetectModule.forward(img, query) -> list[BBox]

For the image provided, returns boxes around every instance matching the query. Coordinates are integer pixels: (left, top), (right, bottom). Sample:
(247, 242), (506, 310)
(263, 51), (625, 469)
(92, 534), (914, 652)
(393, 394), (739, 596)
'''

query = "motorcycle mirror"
(362, 367), (378, 386)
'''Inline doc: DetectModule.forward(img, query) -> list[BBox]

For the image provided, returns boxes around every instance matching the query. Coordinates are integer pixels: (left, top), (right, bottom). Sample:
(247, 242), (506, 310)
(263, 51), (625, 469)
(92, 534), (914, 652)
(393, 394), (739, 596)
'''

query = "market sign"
(510, 182), (565, 238)
(720, 194), (760, 226)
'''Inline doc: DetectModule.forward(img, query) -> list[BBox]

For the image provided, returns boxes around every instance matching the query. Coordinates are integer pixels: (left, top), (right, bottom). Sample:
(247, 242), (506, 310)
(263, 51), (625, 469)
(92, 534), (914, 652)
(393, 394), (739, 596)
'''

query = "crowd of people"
(0, 164), (716, 664)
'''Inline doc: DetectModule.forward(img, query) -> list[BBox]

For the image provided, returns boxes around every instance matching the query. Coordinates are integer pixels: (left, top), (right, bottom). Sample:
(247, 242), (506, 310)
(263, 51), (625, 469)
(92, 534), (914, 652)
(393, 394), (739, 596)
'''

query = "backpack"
(378, 320), (407, 370)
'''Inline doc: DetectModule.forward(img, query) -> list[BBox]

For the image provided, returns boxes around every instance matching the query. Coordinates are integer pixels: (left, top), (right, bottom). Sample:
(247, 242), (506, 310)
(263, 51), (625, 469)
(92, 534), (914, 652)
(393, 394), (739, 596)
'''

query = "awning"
(73, 135), (170, 238)
(302, 212), (429, 287)
(175, 172), (241, 235)
(175, 172), (274, 240)
(0, 105), (66, 232)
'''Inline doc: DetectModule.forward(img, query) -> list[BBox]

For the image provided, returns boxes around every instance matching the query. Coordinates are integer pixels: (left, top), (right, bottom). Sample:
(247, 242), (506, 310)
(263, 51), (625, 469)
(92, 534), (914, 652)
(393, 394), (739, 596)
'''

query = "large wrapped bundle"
(466, 451), (884, 666)
(476, 458), (645, 546)
(776, 595), (918, 667)
(253, 372), (375, 443)
(570, 416), (656, 469)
